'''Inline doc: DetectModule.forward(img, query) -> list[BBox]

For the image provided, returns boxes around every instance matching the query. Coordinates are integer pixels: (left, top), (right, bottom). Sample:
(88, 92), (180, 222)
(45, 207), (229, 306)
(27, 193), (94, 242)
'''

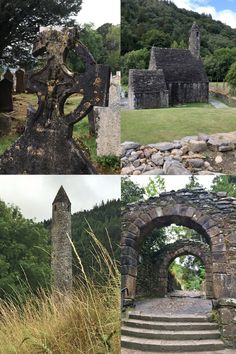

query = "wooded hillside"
(121, 0), (236, 83)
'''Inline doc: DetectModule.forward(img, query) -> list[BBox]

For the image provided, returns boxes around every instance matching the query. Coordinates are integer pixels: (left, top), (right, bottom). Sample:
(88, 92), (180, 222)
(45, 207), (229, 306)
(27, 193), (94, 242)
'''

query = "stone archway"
(154, 240), (213, 298)
(121, 188), (236, 345)
(121, 188), (236, 300)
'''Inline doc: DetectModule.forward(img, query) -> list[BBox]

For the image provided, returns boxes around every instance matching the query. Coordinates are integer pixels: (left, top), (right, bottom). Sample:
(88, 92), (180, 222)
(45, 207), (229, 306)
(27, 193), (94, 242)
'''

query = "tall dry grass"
(0, 227), (120, 354)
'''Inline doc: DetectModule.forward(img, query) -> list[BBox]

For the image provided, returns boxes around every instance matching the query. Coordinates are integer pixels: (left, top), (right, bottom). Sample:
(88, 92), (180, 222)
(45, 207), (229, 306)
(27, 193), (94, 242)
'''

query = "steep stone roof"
(149, 47), (208, 83)
(53, 186), (71, 205)
(129, 69), (167, 93)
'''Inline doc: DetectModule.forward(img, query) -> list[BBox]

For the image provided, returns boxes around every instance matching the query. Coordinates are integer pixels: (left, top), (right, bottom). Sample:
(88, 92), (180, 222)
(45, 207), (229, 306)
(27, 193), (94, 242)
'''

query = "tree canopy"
(0, 200), (50, 299)
(0, 0), (82, 66)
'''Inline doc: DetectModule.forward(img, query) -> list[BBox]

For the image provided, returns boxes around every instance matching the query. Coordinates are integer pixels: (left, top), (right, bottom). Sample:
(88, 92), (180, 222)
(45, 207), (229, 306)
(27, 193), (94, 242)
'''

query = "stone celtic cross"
(0, 27), (110, 174)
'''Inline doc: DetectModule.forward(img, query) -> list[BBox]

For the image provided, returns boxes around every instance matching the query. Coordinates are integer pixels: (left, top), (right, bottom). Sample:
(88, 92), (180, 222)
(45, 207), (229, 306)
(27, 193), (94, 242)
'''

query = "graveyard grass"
(121, 104), (236, 144)
(0, 229), (120, 354)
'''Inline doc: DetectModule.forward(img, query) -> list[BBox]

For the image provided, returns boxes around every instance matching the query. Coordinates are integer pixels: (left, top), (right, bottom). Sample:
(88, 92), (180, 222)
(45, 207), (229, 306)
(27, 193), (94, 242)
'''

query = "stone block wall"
(128, 69), (169, 109)
(168, 82), (209, 106)
(214, 298), (236, 347)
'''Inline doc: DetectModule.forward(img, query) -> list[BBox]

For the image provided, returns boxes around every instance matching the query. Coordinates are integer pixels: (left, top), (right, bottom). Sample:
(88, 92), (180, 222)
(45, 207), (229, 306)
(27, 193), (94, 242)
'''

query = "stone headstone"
(88, 109), (95, 136)
(94, 82), (121, 157)
(0, 113), (12, 136)
(3, 69), (14, 83)
(0, 78), (13, 112)
(15, 68), (25, 93)
(0, 28), (110, 174)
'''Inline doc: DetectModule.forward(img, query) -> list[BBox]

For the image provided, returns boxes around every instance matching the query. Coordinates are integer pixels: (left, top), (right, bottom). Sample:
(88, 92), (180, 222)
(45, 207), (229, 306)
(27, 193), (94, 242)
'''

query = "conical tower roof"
(191, 21), (199, 30)
(53, 186), (71, 205)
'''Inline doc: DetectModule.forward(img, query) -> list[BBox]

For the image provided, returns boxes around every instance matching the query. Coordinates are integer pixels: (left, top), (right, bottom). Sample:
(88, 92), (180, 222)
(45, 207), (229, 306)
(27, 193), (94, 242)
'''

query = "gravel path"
(133, 295), (212, 316)
(209, 98), (229, 108)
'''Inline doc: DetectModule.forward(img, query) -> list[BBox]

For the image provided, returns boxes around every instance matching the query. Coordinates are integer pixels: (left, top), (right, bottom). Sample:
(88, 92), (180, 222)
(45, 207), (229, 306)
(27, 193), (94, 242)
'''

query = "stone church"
(129, 23), (209, 109)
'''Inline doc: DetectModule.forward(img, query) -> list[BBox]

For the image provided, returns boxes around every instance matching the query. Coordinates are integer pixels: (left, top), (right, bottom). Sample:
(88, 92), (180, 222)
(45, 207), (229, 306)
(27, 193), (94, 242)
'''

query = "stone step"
(121, 337), (225, 352)
(129, 312), (209, 322)
(122, 326), (220, 340)
(123, 319), (218, 331)
(121, 350), (234, 354)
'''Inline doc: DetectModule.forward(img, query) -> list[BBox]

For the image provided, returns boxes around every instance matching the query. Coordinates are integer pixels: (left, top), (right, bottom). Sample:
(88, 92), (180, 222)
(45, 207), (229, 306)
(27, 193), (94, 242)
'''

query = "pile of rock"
(121, 132), (236, 175)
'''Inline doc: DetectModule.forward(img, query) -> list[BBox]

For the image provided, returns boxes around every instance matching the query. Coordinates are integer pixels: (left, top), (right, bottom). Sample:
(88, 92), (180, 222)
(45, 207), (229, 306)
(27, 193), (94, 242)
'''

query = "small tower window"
(54, 205), (57, 211)
(196, 32), (199, 37)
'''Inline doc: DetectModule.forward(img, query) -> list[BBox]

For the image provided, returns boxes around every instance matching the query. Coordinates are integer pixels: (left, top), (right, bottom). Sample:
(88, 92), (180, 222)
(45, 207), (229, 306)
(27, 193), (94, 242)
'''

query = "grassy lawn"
(0, 134), (18, 155)
(121, 105), (236, 144)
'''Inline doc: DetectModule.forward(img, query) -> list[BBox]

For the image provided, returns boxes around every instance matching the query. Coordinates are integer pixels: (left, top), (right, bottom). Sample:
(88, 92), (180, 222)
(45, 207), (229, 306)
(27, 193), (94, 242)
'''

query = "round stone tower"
(189, 22), (200, 59)
(51, 186), (72, 292)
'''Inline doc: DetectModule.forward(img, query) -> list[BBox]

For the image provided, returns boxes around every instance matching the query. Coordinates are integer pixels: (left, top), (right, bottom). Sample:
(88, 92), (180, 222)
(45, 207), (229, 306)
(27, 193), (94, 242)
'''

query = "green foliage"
(204, 48), (236, 81)
(96, 155), (120, 169)
(121, 177), (145, 206)
(121, 48), (149, 85)
(104, 25), (121, 73)
(171, 40), (186, 49)
(67, 23), (120, 74)
(185, 176), (204, 190)
(145, 176), (165, 197)
(121, 0), (236, 81)
(140, 29), (171, 49)
(0, 201), (50, 299)
(0, 0), (82, 66)
(170, 256), (206, 291)
(211, 176), (236, 197)
(226, 61), (236, 94)
(71, 199), (120, 280)
(166, 225), (204, 244)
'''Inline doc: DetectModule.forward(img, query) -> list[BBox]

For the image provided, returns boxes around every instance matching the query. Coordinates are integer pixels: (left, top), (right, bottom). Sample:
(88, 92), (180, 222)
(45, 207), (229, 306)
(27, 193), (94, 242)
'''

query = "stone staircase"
(121, 312), (226, 353)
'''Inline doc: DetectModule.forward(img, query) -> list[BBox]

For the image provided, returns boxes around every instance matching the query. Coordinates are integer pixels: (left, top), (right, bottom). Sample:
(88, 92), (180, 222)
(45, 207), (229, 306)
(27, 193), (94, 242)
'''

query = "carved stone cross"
(0, 27), (110, 174)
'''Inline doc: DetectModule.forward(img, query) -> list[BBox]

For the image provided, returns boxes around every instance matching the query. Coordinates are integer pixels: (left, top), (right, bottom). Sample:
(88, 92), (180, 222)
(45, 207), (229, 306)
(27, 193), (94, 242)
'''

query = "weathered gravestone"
(15, 68), (25, 93)
(3, 68), (14, 83)
(0, 78), (13, 112)
(0, 113), (12, 136)
(0, 28), (110, 174)
(94, 82), (120, 157)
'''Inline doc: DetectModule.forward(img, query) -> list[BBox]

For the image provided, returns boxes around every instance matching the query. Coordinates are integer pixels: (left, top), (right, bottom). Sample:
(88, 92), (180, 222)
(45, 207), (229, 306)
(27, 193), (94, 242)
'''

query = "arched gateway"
(121, 188), (236, 300)
(154, 239), (213, 298)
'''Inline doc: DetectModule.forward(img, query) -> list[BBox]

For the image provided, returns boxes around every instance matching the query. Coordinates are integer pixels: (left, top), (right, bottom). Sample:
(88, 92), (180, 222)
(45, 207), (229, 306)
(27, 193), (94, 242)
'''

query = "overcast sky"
(130, 175), (215, 192)
(0, 176), (120, 222)
(172, 0), (236, 28)
(75, 0), (120, 28)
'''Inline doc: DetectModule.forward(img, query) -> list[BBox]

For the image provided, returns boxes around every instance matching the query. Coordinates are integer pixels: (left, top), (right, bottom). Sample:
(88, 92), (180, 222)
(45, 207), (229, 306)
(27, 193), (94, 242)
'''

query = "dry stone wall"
(121, 131), (236, 175)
